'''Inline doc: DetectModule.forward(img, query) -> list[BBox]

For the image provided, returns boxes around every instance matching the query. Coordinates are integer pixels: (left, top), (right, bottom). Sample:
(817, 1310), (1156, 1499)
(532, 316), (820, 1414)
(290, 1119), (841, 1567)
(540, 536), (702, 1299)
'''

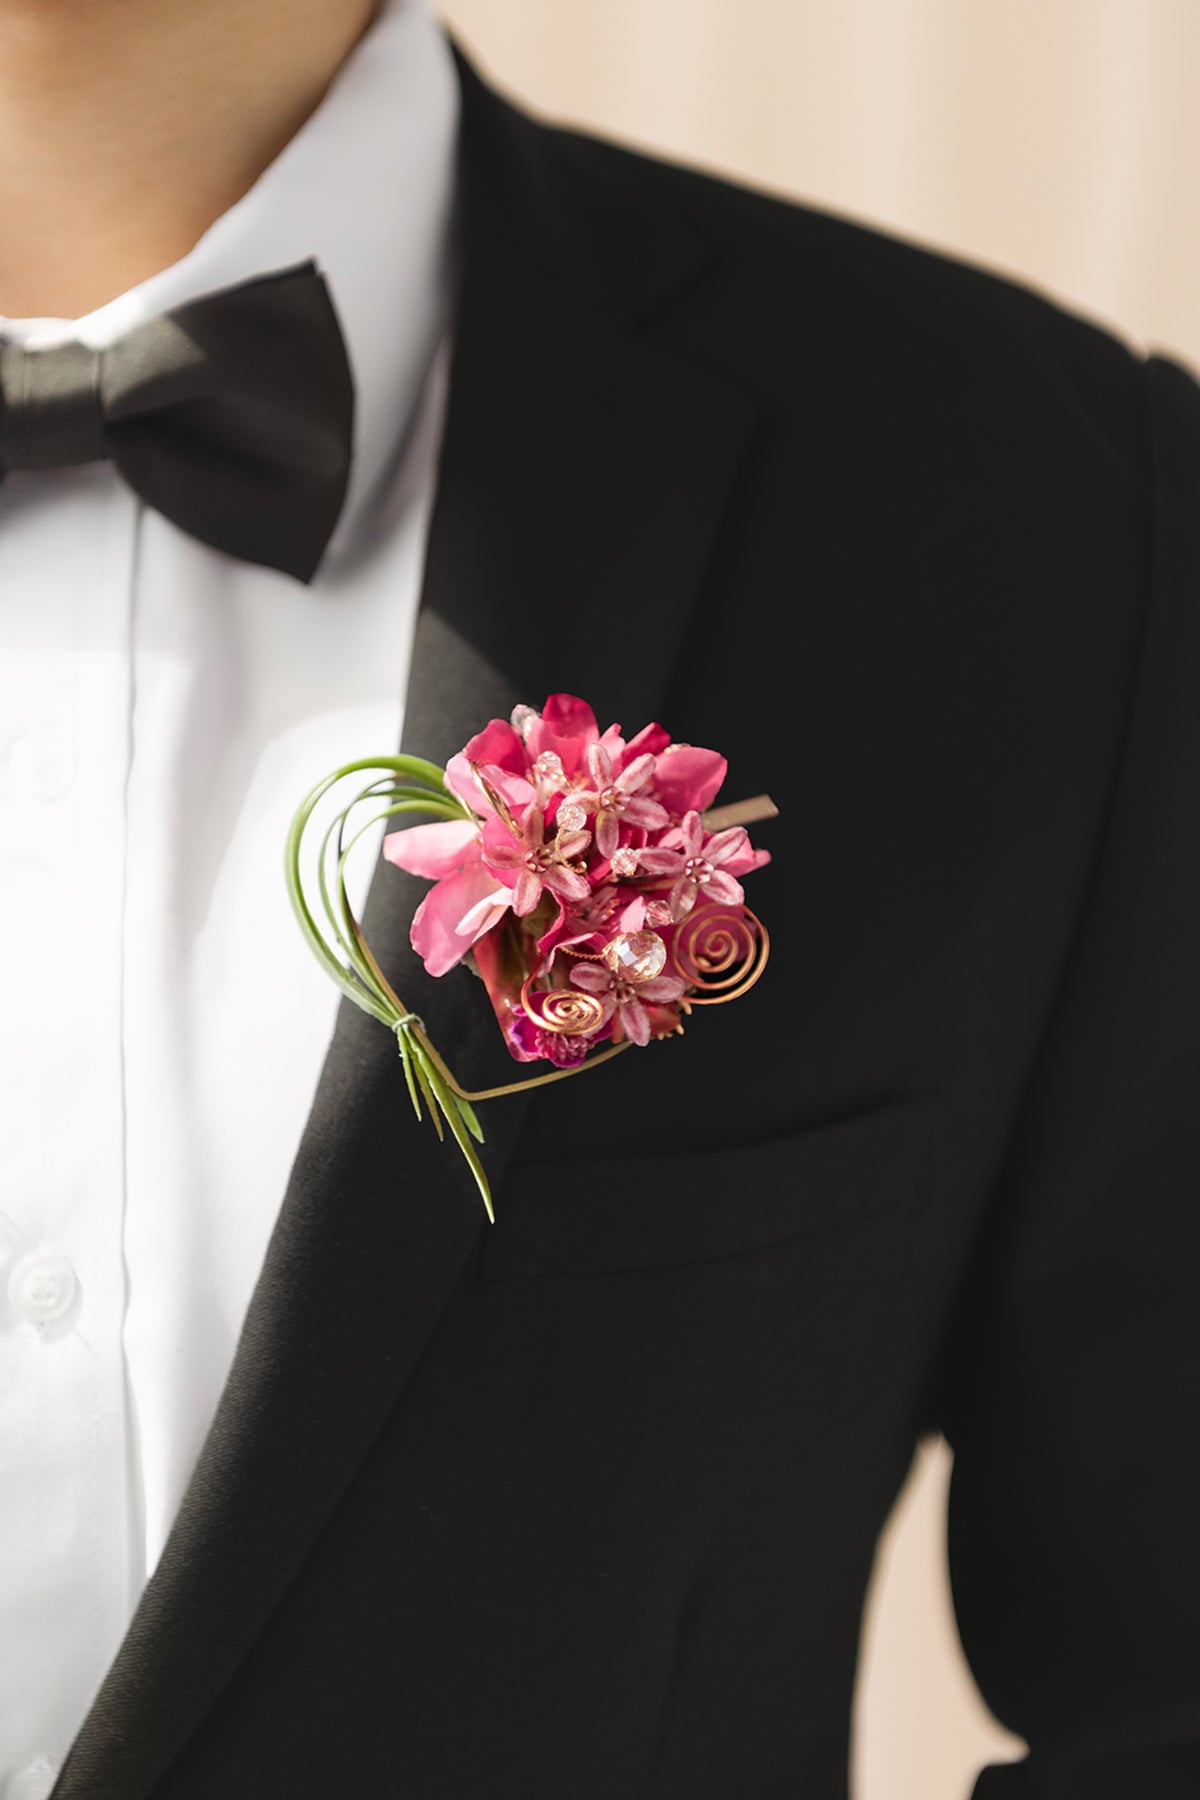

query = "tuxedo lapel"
(53, 40), (756, 1800)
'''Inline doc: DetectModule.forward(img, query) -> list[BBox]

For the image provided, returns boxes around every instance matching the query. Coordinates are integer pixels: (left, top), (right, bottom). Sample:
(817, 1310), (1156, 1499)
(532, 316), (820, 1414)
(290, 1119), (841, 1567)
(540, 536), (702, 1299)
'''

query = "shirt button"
(7, 1756), (58, 1800)
(7, 1248), (78, 1326)
(8, 734), (73, 801)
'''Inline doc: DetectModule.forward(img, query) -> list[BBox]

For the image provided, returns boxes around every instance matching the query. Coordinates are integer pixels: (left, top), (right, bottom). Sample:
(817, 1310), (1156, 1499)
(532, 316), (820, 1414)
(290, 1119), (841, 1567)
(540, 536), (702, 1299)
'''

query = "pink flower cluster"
(382, 694), (770, 1066)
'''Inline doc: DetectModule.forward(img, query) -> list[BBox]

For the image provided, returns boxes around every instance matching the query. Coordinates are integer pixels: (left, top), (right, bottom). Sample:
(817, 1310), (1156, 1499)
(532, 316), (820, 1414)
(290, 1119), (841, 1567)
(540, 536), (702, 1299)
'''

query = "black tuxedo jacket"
(51, 37), (1200, 1800)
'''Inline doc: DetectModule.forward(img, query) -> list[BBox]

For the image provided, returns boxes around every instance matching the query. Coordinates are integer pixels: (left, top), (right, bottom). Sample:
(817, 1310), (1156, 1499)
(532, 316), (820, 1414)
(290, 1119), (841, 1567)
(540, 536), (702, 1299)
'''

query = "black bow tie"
(0, 259), (354, 583)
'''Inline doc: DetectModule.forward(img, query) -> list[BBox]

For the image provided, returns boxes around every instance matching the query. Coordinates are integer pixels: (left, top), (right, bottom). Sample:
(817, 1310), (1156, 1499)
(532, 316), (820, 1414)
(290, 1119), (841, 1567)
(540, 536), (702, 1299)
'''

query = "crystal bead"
(602, 929), (667, 981)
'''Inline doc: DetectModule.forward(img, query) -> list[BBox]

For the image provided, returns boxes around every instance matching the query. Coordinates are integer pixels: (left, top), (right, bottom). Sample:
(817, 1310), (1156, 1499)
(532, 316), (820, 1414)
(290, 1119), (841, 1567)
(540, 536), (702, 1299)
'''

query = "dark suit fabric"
(51, 36), (1200, 1800)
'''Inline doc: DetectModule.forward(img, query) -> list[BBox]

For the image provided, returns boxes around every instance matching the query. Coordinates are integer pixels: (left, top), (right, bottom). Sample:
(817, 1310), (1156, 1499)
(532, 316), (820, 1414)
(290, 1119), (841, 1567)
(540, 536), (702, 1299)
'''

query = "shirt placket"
(0, 461), (140, 1785)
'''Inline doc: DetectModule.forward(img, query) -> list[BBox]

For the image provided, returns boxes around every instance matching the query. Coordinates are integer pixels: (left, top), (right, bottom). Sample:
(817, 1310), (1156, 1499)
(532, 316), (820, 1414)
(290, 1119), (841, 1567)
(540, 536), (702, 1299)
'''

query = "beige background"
(434, 4), (1199, 1796)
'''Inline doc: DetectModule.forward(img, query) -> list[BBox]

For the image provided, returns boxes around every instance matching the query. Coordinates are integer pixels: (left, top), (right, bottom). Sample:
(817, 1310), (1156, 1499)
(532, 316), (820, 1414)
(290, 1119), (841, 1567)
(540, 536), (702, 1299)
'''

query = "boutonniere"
(286, 693), (775, 1219)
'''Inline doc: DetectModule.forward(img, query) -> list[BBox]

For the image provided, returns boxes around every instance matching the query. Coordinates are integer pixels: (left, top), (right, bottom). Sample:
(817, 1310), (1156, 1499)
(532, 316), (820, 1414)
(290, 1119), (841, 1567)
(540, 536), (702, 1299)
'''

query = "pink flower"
(716, 837), (773, 879)
(568, 959), (686, 1049)
(440, 717), (533, 817)
(383, 820), (514, 977)
(482, 805), (592, 916)
(506, 1011), (603, 1067)
(445, 753), (535, 821)
(519, 693), (604, 777)
(634, 810), (749, 920)
(408, 866), (512, 977)
(380, 693), (773, 1032)
(650, 743), (728, 816)
(558, 742), (669, 858)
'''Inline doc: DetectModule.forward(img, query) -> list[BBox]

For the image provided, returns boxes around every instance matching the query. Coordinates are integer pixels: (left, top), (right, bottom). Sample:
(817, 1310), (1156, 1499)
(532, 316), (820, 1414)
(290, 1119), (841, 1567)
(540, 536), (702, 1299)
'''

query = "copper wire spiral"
(519, 979), (609, 1036)
(670, 903), (770, 1004)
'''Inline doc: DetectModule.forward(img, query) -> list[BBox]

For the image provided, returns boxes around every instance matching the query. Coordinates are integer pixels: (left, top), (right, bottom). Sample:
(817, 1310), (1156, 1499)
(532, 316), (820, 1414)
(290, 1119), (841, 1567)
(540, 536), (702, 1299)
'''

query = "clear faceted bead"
(603, 929), (667, 981)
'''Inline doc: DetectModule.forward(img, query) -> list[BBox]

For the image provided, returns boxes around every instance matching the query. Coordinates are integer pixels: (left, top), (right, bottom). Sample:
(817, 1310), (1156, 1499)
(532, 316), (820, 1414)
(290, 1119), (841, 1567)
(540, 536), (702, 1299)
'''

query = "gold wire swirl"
(670, 903), (770, 1005)
(519, 978), (609, 1036)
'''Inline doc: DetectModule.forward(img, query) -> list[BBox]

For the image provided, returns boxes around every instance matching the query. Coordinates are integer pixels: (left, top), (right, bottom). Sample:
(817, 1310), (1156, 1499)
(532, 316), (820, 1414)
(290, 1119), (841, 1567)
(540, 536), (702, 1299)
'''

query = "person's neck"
(0, 0), (381, 319)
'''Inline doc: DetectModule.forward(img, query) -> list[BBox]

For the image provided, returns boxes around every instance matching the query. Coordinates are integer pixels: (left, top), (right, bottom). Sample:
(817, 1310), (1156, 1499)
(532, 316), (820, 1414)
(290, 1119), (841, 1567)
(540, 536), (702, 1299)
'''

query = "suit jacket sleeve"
(926, 347), (1200, 1799)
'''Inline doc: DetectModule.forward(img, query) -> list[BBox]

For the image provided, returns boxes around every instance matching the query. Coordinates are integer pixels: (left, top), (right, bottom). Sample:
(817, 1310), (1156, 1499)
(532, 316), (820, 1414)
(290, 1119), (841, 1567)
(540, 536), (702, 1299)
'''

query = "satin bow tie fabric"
(0, 259), (355, 583)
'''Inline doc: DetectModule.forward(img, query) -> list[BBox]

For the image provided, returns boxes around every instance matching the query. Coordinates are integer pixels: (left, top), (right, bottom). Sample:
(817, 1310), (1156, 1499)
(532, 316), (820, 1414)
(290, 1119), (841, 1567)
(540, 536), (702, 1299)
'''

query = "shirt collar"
(0, 0), (460, 565)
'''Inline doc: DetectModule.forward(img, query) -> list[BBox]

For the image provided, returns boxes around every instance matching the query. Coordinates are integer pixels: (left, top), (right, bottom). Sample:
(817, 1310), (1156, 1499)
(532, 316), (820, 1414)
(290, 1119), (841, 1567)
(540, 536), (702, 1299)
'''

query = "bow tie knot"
(0, 260), (355, 582)
(0, 338), (106, 471)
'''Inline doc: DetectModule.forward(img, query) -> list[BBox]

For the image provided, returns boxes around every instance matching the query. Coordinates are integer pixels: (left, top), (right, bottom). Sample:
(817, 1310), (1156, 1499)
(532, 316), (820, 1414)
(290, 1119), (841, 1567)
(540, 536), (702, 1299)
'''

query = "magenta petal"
(638, 974), (687, 1003)
(704, 825), (749, 865)
(669, 877), (696, 919)
(382, 819), (479, 879)
(587, 741), (613, 788)
(618, 996), (652, 1047)
(512, 869), (542, 915)
(460, 718), (527, 776)
(679, 810), (704, 856)
(652, 824), (687, 851)
(522, 805), (547, 851)
(634, 846), (684, 876)
(703, 869), (745, 906)
(616, 894), (648, 932)
(596, 811), (620, 859)
(533, 901), (570, 963)
(482, 764), (538, 816)
(653, 745), (728, 815)
(543, 864), (591, 903)
(622, 721), (671, 763)
(569, 962), (612, 994)
(541, 694), (600, 739)
(622, 796), (669, 830)
(615, 751), (656, 794)
(481, 847), (524, 878)
(722, 843), (772, 877)
(525, 694), (600, 774)
(481, 814), (528, 869)
(555, 829), (592, 860)
(410, 863), (509, 977)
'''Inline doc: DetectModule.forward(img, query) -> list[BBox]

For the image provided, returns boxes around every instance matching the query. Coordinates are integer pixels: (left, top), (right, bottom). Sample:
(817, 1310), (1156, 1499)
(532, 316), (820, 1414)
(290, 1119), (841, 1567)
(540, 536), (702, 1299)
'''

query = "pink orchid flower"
(558, 741), (669, 858)
(634, 809), (750, 920)
(482, 805), (592, 916)
(383, 819), (513, 978)
(381, 695), (771, 1002)
(520, 692), (605, 775)
(568, 959), (686, 1049)
(444, 731), (536, 819)
(516, 697), (673, 804)
(649, 742), (728, 817)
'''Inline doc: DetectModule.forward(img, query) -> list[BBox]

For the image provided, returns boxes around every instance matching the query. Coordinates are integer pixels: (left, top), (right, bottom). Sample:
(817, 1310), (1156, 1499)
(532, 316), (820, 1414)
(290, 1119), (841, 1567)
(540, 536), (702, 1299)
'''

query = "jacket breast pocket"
(480, 1095), (935, 1280)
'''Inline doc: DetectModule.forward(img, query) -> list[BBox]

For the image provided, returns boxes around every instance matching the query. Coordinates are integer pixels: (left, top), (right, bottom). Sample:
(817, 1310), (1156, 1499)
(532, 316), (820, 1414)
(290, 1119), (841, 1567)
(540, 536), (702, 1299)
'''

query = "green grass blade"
(410, 1045), (444, 1141)
(419, 1054), (494, 1221)
(454, 1092), (485, 1145)
(396, 1025), (422, 1121)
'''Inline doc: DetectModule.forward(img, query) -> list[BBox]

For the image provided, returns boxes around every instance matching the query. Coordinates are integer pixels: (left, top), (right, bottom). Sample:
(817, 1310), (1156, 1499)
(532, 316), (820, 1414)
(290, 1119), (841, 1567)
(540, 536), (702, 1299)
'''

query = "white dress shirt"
(0, 2), (459, 1787)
